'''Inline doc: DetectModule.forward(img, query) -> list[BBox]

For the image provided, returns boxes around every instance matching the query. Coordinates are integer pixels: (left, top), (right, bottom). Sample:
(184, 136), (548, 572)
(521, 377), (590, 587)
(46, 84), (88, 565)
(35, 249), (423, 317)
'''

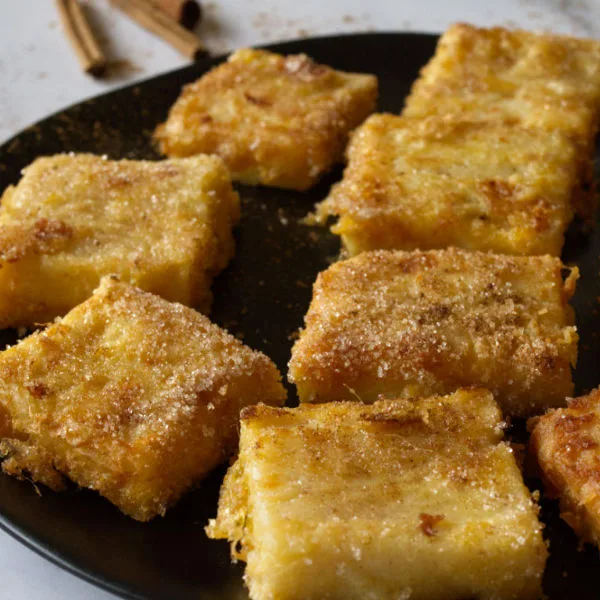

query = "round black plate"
(0, 32), (599, 600)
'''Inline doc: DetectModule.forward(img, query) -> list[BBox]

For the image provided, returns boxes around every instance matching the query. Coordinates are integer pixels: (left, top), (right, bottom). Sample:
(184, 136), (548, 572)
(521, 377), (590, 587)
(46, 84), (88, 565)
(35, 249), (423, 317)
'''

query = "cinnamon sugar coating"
(155, 48), (378, 190)
(316, 113), (580, 256)
(403, 24), (600, 222)
(207, 390), (547, 600)
(404, 24), (600, 141)
(529, 387), (600, 547)
(0, 153), (240, 327)
(0, 278), (286, 521)
(289, 248), (578, 417)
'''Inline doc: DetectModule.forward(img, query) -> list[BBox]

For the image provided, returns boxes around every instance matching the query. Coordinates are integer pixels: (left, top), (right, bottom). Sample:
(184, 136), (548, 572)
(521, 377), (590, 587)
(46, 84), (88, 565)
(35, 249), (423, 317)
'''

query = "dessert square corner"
(403, 23), (600, 139)
(0, 277), (286, 521)
(288, 247), (578, 417)
(315, 113), (579, 256)
(529, 387), (600, 547)
(0, 153), (240, 328)
(155, 48), (378, 190)
(207, 389), (547, 600)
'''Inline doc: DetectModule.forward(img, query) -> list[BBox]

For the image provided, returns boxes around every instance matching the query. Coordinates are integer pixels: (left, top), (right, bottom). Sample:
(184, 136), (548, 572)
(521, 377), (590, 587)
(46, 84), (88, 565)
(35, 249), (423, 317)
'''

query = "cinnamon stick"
(55, 0), (106, 76)
(110, 0), (206, 59)
(153, 0), (202, 30)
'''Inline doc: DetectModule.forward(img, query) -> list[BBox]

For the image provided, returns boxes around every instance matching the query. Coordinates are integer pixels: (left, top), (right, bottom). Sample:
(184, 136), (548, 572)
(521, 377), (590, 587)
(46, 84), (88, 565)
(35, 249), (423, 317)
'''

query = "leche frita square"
(0, 277), (286, 521)
(289, 247), (578, 417)
(155, 48), (377, 190)
(0, 153), (240, 327)
(208, 390), (547, 600)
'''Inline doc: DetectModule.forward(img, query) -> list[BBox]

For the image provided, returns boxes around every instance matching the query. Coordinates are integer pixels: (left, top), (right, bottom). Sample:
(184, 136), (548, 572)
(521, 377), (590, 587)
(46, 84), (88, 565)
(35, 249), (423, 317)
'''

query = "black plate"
(0, 32), (599, 600)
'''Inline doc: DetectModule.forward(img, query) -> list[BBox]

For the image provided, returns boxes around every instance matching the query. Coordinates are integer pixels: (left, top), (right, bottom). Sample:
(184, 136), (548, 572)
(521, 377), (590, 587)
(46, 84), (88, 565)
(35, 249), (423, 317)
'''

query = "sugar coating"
(155, 48), (378, 190)
(289, 248), (578, 417)
(207, 389), (547, 600)
(529, 387), (600, 547)
(404, 24), (600, 141)
(0, 153), (240, 327)
(404, 24), (600, 221)
(315, 113), (580, 256)
(316, 24), (600, 254)
(0, 277), (286, 521)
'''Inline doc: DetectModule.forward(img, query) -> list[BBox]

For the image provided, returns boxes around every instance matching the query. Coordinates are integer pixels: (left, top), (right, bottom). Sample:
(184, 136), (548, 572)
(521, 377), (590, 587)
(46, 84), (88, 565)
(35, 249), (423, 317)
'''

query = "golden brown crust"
(316, 113), (579, 256)
(403, 23), (600, 222)
(0, 153), (240, 327)
(289, 247), (578, 417)
(529, 387), (600, 546)
(155, 48), (378, 190)
(0, 218), (74, 263)
(0, 277), (286, 521)
(405, 24), (600, 135)
(0, 403), (13, 439)
(0, 438), (66, 492)
(208, 390), (547, 600)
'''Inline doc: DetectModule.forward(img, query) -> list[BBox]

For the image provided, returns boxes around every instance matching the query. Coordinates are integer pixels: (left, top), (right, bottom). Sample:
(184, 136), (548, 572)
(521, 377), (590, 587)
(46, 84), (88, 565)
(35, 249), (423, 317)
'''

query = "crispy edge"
(528, 388), (600, 545)
(154, 49), (378, 190)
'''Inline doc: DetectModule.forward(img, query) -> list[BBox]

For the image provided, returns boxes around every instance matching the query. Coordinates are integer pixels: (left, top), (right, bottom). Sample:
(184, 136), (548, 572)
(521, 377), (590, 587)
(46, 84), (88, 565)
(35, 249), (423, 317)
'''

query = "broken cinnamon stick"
(110, 0), (206, 59)
(55, 0), (106, 76)
(154, 0), (202, 30)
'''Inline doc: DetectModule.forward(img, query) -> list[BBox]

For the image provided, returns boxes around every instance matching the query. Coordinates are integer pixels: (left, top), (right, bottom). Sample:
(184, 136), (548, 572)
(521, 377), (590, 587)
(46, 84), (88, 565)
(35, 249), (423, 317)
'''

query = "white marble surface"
(0, 0), (599, 598)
